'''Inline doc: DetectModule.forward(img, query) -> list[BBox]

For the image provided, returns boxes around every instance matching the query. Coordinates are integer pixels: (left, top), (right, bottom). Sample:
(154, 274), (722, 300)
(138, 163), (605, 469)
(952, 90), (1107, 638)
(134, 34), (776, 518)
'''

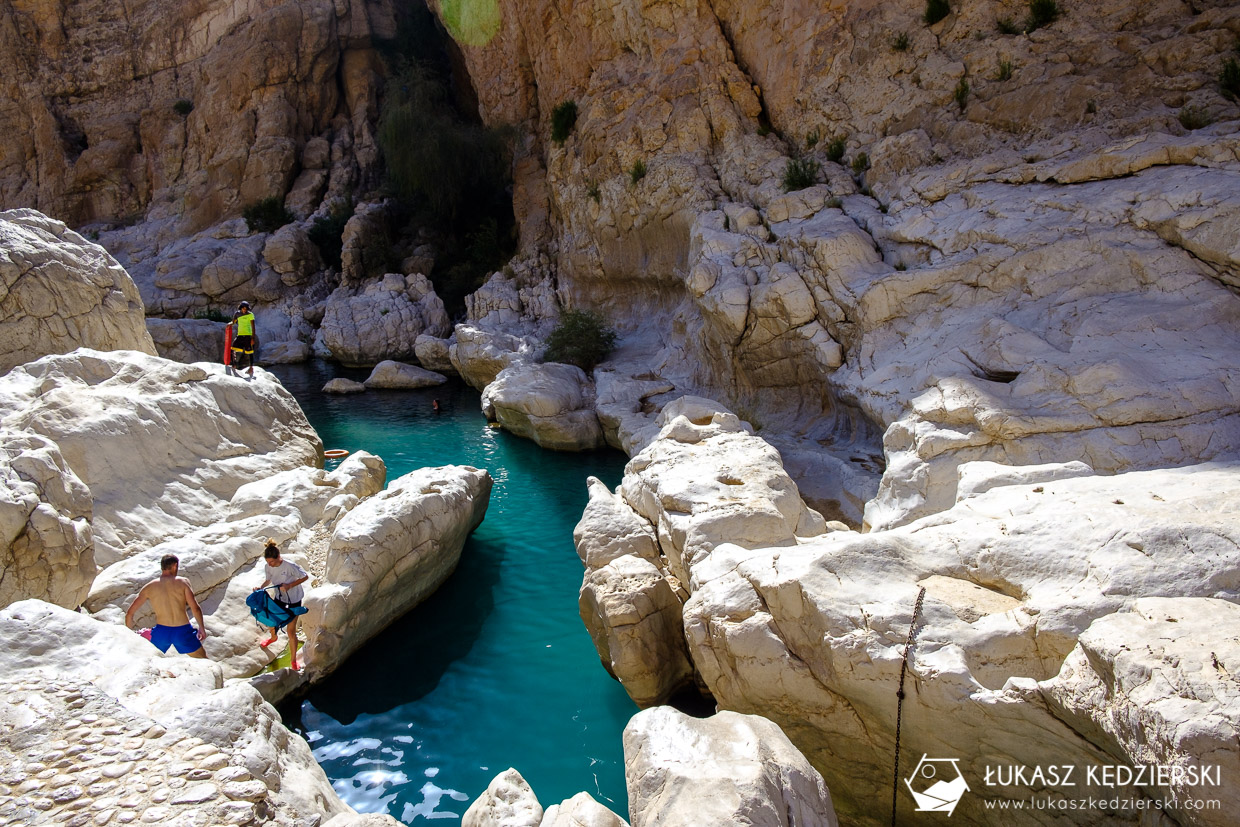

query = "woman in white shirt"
(255, 540), (309, 669)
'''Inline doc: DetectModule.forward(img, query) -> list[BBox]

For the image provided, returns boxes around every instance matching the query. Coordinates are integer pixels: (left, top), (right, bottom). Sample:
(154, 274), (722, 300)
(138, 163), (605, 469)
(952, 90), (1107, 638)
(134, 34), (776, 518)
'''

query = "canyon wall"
(0, 0), (396, 234)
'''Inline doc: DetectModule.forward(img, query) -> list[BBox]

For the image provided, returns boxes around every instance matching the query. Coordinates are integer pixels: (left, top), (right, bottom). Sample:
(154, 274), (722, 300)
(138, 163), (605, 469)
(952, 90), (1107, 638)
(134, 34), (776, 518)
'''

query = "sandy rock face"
(320, 274), (452, 366)
(301, 465), (493, 680)
(0, 349), (320, 567)
(486, 362), (605, 452)
(0, 0), (395, 234)
(0, 209), (156, 373)
(623, 707), (837, 827)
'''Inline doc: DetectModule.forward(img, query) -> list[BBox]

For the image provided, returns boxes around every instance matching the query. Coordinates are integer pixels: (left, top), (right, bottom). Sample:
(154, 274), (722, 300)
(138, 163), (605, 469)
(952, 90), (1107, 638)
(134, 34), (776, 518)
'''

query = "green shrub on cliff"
(782, 157), (820, 192)
(242, 197), (293, 234)
(543, 309), (617, 371)
(924, 0), (950, 26)
(308, 200), (352, 271)
(1025, 0), (1060, 32)
(825, 135), (847, 163)
(551, 100), (578, 145)
(1221, 57), (1240, 101)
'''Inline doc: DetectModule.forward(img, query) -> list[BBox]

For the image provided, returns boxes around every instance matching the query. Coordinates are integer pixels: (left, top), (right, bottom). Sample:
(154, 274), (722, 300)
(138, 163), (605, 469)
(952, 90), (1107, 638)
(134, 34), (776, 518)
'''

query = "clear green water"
(270, 362), (634, 822)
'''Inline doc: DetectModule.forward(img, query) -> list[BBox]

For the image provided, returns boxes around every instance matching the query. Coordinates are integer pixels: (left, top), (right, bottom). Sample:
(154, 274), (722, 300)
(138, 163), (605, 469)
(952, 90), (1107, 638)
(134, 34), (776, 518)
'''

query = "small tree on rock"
(543, 309), (617, 371)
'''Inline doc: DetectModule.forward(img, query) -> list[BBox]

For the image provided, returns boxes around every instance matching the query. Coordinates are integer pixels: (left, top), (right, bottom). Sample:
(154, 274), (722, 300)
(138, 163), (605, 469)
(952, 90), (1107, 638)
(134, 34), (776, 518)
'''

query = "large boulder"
(0, 349), (320, 567)
(415, 334), (457, 375)
(623, 707), (837, 827)
(363, 360), (448, 389)
(463, 768), (543, 827)
(573, 398), (825, 709)
(301, 465), (493, 679)
(319, 274), (451, 366)
(540, 793), (629, 827)
(574, 478), (692, 707)
(0, 209), (156, 373)
(682, 462), (1240, 824)
(486, 362), (605, 452)
(450, 325), (529, 391)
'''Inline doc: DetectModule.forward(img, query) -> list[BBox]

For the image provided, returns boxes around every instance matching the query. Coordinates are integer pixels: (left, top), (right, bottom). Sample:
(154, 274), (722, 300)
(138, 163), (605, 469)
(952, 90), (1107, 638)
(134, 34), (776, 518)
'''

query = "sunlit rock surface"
(0, 209), (155, 374)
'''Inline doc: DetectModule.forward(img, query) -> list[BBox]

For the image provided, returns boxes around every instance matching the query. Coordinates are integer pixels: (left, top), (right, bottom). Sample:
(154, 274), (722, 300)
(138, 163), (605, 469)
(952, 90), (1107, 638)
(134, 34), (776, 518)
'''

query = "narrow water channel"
(270, 362), (634, 822)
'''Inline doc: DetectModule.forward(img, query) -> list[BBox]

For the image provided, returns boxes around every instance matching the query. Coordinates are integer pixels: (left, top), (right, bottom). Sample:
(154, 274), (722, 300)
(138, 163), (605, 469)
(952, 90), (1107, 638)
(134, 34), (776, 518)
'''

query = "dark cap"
(239, 301), (250, 308)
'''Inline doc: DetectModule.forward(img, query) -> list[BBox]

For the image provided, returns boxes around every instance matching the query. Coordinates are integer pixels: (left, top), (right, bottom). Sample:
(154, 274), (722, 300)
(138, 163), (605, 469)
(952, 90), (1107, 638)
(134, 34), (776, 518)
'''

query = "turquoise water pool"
(270, 362), (635, 822)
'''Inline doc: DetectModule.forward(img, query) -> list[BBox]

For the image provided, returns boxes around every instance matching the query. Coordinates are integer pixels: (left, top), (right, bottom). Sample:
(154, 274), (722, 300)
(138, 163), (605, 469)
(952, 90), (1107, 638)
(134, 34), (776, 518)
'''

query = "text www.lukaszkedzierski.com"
(984, 797), (1220, 812)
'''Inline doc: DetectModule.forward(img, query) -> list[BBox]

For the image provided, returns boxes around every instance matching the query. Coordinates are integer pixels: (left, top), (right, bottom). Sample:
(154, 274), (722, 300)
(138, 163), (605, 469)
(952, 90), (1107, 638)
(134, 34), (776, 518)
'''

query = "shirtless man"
(125, 554), (208, 658)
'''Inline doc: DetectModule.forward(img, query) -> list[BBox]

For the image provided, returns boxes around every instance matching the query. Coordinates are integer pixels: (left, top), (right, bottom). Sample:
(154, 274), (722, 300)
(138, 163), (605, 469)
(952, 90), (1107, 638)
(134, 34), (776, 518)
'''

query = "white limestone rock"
(487, 362), (605, 452)
(0, 600), (390, 825)
(450, 324), (530, 391)
(620, 402), (826, 589)
(540, 793), (629, 827)
(301, 465), (492, 679)
(573, 477), (659, 570)
(320, 273), (451, 366)
(0, 431), (93, 610)
(463, 768), (544, 827)
(579, 554), (694, 708)
(955, 459), (1094, 502)
(415, 333), (458, 375)
(623, 707), (837, 827)
(0, 349), (320, 567)
(324, 377), (366, 394)
(363, 359), (448, 389)
(682, 462), (1240, 823)
(1038, 598), (1240, 827)
(0, 209), (156, 373)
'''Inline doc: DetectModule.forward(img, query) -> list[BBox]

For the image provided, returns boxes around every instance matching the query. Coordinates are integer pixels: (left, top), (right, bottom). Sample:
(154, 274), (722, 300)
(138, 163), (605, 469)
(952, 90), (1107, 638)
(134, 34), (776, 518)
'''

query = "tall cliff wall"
(434, 0), (1240, 520)
(0, 0), (396, 234)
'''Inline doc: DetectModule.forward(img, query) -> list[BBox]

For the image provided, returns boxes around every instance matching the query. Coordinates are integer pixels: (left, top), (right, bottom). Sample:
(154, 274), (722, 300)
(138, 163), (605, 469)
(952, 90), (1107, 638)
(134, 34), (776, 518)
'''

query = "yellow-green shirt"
(236, 312), (255, 336)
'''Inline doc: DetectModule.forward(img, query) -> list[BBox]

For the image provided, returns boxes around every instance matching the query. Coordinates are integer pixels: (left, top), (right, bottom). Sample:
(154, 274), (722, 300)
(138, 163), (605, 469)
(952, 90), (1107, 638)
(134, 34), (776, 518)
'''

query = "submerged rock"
(323, 377), (366, 394)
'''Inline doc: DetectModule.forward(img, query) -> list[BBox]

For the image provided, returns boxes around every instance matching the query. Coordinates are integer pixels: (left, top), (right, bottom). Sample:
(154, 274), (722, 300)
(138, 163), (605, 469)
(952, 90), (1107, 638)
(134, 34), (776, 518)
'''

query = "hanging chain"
(891, 586), (927, 827)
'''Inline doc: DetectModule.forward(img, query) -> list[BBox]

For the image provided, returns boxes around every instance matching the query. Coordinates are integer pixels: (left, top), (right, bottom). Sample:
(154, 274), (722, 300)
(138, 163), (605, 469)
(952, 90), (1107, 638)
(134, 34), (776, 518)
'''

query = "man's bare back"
(125, 555), (208, 658)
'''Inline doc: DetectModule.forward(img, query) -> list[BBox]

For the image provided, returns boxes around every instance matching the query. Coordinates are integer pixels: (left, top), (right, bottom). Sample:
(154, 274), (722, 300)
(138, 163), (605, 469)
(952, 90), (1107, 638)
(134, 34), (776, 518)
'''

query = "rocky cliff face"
(436, 0), (1240, 525)
(0, 0), (395, 234)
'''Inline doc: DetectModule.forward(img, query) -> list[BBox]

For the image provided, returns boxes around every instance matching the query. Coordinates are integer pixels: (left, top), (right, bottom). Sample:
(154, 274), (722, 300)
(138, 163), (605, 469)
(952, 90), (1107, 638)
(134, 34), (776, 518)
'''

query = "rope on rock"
(891, 586), (927, 827)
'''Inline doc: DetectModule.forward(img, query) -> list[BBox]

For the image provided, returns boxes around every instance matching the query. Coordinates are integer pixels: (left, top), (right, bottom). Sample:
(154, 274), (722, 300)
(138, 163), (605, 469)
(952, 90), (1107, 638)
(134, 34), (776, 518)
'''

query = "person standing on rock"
(255, 540), (309, 670)
(230, 300), (257, 377)
(125, 554), (209, 659)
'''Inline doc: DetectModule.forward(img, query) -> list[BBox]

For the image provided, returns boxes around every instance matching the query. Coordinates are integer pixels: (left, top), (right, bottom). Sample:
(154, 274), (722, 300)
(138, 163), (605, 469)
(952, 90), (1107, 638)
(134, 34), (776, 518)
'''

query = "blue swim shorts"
(150, 623), (202, 654)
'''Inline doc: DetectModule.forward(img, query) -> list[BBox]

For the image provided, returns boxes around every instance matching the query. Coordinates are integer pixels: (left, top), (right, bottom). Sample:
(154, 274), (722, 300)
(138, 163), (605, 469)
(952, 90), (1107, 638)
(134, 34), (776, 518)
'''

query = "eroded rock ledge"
(576, 392), (1240, 825)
